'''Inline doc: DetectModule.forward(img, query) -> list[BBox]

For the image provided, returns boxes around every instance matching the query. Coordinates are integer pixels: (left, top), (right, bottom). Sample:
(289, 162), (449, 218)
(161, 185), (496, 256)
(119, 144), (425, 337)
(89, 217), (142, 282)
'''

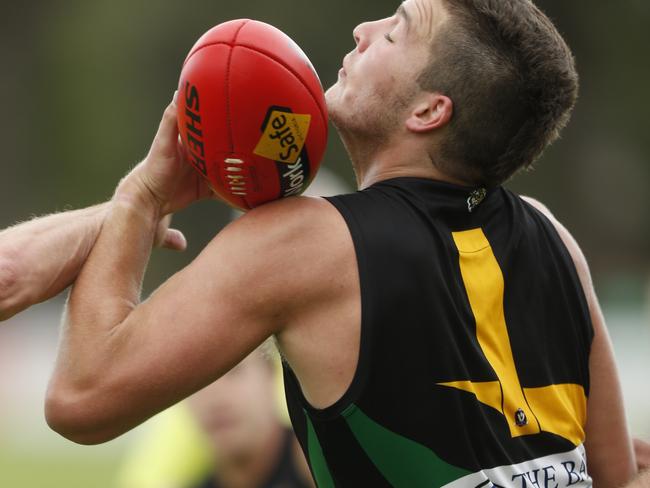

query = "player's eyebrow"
(396, 3), (412, 33)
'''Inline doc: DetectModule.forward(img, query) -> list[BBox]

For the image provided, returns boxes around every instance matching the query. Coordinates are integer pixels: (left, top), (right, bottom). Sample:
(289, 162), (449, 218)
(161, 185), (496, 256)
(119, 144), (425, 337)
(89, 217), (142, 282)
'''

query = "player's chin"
(325, 85), (343, 118)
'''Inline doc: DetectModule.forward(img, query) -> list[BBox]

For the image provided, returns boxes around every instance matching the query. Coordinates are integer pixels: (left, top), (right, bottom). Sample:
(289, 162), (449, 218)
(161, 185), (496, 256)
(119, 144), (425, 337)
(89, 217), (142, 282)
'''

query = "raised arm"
(44, 98), (345, 445)
(0, 205), (186, 322)
(523, 196), (636, 487)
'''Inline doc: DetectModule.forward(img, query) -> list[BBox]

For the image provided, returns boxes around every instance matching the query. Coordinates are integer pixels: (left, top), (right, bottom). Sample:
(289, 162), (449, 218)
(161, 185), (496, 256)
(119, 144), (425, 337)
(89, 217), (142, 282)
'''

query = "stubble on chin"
(326, 78), (414, 149)
(325, 83), (342, 127)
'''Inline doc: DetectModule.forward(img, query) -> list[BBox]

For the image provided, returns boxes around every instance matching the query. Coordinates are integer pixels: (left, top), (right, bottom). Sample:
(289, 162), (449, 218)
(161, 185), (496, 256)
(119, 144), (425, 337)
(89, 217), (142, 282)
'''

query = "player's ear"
(405, 93), (453, 133)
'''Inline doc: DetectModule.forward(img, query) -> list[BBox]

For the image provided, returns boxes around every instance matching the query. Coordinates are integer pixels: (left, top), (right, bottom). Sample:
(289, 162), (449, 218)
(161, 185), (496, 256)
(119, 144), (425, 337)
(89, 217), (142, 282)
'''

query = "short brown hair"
(418, 0), (579, 186)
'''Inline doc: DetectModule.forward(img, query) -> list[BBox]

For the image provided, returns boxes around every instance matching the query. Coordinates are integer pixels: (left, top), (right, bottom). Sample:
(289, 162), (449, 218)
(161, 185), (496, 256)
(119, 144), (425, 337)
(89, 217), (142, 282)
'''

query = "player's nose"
(353, 22), (371, 53)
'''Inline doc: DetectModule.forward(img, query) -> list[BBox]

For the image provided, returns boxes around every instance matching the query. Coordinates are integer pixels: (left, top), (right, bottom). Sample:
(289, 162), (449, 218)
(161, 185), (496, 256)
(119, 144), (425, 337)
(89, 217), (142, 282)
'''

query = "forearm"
(47, 195), (160, 442)
(46, 98), (207, 444)
(57, 197), (158, 384)
(0, 204), (108, 321)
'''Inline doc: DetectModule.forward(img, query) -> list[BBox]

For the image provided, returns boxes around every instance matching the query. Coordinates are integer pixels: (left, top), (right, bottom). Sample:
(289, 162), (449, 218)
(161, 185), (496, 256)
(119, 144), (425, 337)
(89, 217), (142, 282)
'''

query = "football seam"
(183, 40), (327, 129)
(225, 20), (250, 156)
(226, 20), (250, 208)
(233, 46), (323, 208)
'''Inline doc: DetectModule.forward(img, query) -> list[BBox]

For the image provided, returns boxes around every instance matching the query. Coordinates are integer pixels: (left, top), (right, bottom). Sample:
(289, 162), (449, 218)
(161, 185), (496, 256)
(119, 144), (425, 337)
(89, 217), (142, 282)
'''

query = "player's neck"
(215, 422), (285, 488)
(356, 157), (468, 190)
(344, 134), (470, 190)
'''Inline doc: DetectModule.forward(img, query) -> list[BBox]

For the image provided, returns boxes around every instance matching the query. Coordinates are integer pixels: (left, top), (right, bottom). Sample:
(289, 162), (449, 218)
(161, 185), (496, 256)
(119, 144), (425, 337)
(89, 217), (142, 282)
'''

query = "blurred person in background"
(43, 0), (637, 486)
(185, 348), (313, 488)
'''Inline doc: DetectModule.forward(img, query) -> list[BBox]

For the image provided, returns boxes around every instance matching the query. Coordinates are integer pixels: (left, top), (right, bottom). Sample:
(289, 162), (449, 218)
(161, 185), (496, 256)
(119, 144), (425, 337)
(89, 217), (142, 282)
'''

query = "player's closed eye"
(384, 32), (395, 43)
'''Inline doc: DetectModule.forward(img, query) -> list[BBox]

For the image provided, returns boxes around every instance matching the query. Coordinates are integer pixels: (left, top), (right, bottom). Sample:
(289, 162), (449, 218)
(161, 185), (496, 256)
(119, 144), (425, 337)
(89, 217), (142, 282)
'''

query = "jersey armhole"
(282, 195), (374, 421)
(520, 197), (596, 356)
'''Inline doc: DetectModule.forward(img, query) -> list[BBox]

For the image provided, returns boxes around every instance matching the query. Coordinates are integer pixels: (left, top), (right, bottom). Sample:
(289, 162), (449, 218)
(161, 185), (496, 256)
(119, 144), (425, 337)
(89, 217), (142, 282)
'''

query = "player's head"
(326, 0), (578, 187)
(187, 349), (278, 459)
(326, 0), (443, 147)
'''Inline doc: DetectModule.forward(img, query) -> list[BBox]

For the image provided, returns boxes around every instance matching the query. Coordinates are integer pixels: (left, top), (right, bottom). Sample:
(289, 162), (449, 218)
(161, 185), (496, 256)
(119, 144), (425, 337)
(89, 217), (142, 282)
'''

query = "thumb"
(148, 92), (180, 160)
(154, 214), (187, 251)
(160, 228), (188, 252)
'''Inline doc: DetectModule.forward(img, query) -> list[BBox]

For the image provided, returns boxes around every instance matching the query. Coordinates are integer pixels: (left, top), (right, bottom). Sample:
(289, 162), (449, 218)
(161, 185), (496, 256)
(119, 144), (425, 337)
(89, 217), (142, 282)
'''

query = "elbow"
(44, 382), (124, 445)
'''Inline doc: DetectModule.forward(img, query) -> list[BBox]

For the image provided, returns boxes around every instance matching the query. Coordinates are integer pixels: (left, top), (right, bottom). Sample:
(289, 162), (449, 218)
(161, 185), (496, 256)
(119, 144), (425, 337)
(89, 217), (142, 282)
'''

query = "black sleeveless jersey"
(282, 177), (594, 487)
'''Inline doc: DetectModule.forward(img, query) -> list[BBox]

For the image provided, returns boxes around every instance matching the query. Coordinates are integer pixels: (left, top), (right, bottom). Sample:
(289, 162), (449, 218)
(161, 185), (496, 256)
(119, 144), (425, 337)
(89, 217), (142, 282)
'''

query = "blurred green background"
(0, 1), (648, 487)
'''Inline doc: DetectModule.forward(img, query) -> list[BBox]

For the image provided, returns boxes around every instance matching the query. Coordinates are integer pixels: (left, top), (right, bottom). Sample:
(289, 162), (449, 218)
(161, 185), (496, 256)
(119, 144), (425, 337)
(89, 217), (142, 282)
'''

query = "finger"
(149, 95), (180, 160)
(160, 229), (188, 252)
(634, 438), (650, 470)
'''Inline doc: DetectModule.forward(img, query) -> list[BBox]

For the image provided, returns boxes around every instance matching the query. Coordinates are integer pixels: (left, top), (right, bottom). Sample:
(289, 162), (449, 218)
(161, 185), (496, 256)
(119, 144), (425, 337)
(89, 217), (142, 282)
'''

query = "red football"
(177, 19), (328, 210)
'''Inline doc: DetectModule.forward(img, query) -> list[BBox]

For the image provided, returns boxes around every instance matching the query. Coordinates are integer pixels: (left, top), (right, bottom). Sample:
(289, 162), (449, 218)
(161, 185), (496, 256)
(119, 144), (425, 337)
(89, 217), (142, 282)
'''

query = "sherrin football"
(177, 19), (328, 210)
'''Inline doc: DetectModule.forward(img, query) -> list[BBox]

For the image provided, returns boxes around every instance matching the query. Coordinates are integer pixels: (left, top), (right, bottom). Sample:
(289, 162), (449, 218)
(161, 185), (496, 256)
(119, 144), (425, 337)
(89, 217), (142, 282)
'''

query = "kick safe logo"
(254, 107), (311, 164)
(255, 106), (312, 198)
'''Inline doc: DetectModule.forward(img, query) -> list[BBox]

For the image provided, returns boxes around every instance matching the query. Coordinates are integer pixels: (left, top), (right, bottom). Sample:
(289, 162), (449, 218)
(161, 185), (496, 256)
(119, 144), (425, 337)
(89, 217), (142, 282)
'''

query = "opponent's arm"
(523, 197), (636, 487)
(0, 204), (185, 322)
(0, 204), (105, 321)
(45, 99), (341, 445)
(626, 470), (650, 488)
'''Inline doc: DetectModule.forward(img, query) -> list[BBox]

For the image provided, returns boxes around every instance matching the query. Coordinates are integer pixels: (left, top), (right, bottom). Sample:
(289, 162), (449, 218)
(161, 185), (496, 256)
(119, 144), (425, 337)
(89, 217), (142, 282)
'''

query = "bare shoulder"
(198, 195), (355, 327)
(521, 195), (569, 238)
(220, 195), (351, 275)
(521, 195), (592, 292)
(227, 195), (347, 248)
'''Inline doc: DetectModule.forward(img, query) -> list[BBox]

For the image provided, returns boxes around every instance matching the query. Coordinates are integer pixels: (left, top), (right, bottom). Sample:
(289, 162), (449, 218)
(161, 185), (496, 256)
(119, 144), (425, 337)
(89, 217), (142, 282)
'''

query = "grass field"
(0, 445), (123, 488)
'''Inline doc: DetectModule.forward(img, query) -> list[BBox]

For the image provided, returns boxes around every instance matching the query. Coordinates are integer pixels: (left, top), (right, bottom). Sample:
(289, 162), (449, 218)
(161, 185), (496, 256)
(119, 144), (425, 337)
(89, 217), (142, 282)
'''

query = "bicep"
(62, 196), (335, 442)
(101, 225), (284, 432)
(131, 265), (270, 384)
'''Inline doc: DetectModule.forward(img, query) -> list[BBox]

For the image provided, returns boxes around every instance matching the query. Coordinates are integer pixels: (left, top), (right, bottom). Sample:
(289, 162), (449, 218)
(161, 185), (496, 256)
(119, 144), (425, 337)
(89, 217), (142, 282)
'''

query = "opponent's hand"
(635, 438), (650, 471)
(115, 93), (213, 216)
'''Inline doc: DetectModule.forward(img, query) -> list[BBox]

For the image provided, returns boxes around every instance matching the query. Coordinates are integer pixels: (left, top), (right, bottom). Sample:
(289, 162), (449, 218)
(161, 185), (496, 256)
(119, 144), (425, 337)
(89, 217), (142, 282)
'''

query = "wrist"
(113, 175), (163, 221)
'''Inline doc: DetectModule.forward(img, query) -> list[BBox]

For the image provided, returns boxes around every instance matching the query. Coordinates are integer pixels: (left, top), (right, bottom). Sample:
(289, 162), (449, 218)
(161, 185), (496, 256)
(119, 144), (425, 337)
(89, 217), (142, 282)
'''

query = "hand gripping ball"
(177, 19), (328, 210)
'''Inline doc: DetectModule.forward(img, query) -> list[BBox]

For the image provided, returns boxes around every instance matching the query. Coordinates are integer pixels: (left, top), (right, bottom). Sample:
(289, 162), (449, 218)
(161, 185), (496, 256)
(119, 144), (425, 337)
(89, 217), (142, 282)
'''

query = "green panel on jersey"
(344, 405), (470, 487)
(306, 415), (335, 488)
